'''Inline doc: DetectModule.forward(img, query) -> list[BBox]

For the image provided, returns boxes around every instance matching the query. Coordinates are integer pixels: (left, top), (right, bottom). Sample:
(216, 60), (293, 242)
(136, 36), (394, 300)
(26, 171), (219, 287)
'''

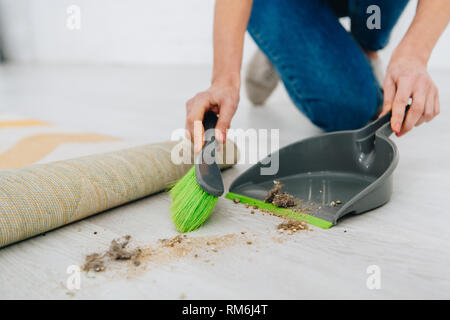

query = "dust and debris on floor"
(82, 235), (142, 273)
(277, 220), (310, 235)
(82, 233), (255, 276)
(80, 180), (326, 278)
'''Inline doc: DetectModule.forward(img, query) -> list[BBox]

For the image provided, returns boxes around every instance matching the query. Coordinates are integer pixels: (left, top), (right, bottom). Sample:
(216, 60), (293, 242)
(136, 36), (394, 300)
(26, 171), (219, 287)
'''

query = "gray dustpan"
(226, 109), (405, 229)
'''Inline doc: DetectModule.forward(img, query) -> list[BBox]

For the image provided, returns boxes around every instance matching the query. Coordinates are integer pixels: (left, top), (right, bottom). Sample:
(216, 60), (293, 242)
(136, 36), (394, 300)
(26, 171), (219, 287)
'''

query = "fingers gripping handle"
(368, 105), (410, 138)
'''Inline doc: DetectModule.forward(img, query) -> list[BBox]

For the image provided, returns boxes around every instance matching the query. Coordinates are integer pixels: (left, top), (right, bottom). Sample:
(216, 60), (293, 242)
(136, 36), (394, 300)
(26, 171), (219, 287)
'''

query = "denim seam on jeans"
(248, 26), (317, 125)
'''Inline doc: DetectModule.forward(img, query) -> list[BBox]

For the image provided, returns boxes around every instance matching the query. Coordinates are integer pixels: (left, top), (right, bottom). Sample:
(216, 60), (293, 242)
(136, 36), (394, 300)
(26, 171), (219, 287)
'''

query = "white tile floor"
(0, 64), (449, 299)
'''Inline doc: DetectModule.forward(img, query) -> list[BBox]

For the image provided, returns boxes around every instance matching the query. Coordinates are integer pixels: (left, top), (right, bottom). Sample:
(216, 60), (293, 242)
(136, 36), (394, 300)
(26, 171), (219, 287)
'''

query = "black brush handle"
(196, 111), (224, 196)
(203, 111), (218, 143)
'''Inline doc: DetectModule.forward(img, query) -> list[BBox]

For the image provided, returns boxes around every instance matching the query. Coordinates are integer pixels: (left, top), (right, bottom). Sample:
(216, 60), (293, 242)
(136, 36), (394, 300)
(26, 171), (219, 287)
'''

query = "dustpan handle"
(362, 105), (410, 138)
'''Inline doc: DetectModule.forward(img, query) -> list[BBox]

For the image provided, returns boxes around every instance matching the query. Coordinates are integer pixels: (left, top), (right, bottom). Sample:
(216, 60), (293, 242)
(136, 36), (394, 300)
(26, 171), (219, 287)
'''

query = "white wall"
(0, 0), (217, 64)
(0, 0), (448, 69)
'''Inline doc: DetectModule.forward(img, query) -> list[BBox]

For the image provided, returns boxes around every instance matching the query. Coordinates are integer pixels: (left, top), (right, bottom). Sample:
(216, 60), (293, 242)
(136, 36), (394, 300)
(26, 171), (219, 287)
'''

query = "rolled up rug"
(0, 139), (238, 247)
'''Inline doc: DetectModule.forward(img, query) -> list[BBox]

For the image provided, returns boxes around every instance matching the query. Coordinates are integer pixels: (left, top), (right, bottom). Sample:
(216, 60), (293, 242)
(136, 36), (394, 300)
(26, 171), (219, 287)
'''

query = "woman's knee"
(287, 80), (382, 132)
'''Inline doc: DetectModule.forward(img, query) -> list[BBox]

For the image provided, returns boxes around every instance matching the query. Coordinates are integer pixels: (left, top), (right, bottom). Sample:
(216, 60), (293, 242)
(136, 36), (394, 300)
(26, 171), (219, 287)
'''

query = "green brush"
(170, 111), (224, 232)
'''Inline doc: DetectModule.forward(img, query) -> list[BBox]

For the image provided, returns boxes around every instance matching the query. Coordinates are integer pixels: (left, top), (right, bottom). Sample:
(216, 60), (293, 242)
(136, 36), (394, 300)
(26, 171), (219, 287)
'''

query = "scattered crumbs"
(159, 235), (183, 248)
(180, 293), (186, 300)
(330, 200), (343, 207)
(241, 231), (246, 235)
(66, 291), (75, 297)
(247, 241), (253, 245)
(233, 198), (240, 204)
(94, 231), (97, 235)
(277, 220), (308, 235)
(245, 203), (249, 208)
(250, 210), (255, 214)
(271, 237), (284, 244)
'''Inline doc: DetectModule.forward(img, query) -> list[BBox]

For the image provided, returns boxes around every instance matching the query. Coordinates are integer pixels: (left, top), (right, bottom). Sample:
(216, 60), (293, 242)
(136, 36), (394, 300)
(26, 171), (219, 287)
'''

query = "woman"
(186, 0), (449, 152)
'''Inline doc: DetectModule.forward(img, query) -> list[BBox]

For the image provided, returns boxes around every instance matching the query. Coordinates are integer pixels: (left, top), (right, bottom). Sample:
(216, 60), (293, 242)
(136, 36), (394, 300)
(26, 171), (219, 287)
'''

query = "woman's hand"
(186, 80), (240, 152)
(185, 0), (251, 152)
(381, 53), (440, 137)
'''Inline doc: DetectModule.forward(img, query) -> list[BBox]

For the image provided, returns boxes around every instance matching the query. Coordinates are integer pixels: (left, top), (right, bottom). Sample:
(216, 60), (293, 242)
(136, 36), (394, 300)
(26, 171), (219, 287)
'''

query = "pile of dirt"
(264, 181), (296, 208)
(232, 181), (314, 234)
(82, 235), (142, 272)
(277, 220), (308, 235)
(264, 180), (283, 203)
(272, 193), (296, 208)
(82, 233), (252, 275)
(264, 180), (344, 210)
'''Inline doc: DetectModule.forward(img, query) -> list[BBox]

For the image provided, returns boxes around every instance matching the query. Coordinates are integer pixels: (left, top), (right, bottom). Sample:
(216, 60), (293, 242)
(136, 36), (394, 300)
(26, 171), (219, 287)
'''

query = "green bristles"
(169, 166), (218, 233)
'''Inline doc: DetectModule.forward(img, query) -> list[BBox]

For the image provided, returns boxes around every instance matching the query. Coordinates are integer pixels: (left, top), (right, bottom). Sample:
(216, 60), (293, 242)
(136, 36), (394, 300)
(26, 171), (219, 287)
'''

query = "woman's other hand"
(380, 53), (439, 136)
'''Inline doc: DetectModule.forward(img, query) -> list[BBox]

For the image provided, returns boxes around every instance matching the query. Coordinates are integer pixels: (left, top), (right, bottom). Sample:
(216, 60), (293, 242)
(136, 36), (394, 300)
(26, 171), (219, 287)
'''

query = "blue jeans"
(248, 0), (409, 131)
